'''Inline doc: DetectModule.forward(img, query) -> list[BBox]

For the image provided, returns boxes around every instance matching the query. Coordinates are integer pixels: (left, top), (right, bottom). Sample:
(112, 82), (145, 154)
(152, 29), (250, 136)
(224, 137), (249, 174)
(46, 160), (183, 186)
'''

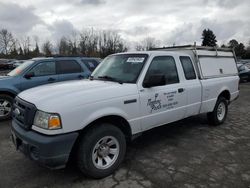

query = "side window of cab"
(179, 56), (196, 80)
(144, 56), (179, 85)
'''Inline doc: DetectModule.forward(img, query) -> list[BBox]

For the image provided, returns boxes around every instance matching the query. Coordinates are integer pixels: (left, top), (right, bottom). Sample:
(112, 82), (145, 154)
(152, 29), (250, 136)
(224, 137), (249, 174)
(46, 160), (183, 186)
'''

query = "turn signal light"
(48, 116), (61, 129)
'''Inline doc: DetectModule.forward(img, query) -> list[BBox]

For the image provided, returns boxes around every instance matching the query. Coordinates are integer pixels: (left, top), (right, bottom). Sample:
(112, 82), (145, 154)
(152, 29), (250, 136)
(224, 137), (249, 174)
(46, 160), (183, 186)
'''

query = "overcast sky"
(0, 0), (249, 48)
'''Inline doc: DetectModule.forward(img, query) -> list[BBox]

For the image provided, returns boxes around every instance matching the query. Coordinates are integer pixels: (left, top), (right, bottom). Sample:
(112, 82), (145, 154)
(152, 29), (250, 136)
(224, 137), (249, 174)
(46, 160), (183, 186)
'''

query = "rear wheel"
(0, 94), (13, 121)
(207, 97), (228, 126)
(77, 123), (126, 178)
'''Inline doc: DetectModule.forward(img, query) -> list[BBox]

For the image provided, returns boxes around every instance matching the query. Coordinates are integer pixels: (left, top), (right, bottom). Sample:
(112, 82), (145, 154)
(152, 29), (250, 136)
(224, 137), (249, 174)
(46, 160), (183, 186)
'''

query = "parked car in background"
(81, 57), (101, 72)
(0, 57), (100, 120)
(237, 63), (250, 82)
(240, 59), (250, 65)
(12, 60), (25, 68)
(0, 59), (16, 70)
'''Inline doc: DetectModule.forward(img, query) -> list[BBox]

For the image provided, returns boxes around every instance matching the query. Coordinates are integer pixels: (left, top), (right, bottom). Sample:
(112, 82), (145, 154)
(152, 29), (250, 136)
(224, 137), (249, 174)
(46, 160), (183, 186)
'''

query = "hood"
(18, 80), (138, 112)
(0, 75), (13, 81)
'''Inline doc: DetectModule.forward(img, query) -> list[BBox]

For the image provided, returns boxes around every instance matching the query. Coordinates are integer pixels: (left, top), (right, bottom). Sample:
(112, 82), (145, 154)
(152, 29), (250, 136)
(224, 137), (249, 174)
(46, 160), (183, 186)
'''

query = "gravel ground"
(0, 83), (250, 188)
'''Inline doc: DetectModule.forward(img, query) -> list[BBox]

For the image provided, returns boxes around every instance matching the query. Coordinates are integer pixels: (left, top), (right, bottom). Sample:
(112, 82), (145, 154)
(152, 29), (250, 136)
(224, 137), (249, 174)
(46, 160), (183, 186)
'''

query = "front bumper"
(11, 121), (79, 169)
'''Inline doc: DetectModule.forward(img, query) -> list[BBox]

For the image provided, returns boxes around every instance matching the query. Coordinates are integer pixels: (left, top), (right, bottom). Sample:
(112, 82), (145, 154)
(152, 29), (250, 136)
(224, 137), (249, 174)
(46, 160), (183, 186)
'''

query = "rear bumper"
(11, 121), (79, 169)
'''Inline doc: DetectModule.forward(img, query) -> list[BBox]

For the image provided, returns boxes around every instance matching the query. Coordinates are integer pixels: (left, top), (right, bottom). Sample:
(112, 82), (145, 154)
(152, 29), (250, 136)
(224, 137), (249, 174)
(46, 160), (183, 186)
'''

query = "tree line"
(201, 29), (250, 59)
(0, 28), (128, 59)
(0, 27), (250, 60)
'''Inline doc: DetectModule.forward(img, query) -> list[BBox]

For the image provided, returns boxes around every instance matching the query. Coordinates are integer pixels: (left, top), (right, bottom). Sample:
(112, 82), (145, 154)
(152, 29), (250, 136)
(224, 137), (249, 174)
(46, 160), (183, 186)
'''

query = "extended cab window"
(81, 59), (99, 72)
(56, 60), (82, 74)
(180, 56), (196, 80)
(28, 61), (56, 77)
(145, 56), (179, 85)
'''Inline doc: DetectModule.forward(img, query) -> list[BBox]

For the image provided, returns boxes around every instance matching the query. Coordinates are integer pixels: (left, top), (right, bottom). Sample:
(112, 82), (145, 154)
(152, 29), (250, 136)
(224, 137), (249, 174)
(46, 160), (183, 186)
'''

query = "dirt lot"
(0, 84), (250, 188)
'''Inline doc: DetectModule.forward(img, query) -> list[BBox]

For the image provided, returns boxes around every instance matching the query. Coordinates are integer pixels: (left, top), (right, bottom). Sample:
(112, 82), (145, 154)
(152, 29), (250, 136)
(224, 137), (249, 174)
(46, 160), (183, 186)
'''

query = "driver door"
(138, 56), (187, 131)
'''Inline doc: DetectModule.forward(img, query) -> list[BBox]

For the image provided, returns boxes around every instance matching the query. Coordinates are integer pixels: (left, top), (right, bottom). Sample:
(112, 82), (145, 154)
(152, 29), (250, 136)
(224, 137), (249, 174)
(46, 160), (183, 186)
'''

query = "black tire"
(77, 123), (126, 179)
(207, 97), (228, 126)
(0, 94), (14, 121)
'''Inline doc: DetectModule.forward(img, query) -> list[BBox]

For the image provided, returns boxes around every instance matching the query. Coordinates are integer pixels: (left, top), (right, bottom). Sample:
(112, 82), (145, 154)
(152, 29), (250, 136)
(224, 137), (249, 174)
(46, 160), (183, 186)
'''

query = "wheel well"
(68, 115), (132, 162)
(218, 90), (230, 101)
(0, 91), (16, 98)
(80, 115), (132, 142)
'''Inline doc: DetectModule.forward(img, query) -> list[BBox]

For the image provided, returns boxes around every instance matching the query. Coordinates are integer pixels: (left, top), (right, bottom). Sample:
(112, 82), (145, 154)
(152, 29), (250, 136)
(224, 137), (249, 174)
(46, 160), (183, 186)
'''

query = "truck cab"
(11, 47), (239, 178)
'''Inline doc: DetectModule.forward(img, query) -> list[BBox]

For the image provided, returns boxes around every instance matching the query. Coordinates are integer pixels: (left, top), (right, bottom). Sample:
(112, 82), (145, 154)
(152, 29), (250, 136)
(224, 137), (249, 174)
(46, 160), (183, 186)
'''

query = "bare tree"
(135, 37), (157, 51)
(142, 37), (157, 50)
(0, 29), (15, 55)
(19, 36), (31, 55)
(58, 36), (70, 55)
(42, 40), (53, 56)
(135, 42), (145, 51)
(79, 28), (128, 57)
(79, 28), (99, 56)
(69, 30), (79, 55)
(98, 30), (127, 57)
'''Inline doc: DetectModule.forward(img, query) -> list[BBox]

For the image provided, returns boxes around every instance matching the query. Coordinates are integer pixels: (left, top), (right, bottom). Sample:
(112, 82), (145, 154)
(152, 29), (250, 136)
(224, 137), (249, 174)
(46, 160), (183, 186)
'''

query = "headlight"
(34, 110), (62, 130)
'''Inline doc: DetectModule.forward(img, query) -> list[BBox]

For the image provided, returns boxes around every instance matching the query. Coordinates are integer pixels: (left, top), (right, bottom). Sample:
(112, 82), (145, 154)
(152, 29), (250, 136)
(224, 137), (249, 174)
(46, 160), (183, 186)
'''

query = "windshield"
(91, 54), (148, 83)
(7, 60), (34, 76)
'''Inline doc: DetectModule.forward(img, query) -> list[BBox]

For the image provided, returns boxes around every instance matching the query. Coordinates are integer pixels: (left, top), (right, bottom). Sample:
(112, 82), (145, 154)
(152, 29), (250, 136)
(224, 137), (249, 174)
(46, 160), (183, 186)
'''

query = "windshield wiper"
(97, 75), (123, 84)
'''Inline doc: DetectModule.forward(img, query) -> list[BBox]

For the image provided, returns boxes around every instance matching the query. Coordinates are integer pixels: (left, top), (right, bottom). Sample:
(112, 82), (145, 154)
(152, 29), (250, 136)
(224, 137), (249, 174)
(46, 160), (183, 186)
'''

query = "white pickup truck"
(11, 45), (239, 178)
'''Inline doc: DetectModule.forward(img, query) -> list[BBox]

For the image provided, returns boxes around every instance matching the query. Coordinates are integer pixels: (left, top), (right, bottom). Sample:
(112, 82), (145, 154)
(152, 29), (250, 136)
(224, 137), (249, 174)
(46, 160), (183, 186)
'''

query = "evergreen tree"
(201, 29), (217, 47)
(34, 42), (40, 56)
(19, 47), (23, 56)
(228, 39), (239, 48)
(228, 39), (246, 58)
(10, 47), (18, 57)
(58, 37), (70, 55)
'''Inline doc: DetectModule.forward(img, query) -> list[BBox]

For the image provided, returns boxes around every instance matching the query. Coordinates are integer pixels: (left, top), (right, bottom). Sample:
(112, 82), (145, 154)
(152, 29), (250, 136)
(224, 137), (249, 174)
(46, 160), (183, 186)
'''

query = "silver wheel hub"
(98, 144), (110, 157)
(0, 100), (12, 117)
(92, 136), (119, 169)
(217, 102), (226, 121)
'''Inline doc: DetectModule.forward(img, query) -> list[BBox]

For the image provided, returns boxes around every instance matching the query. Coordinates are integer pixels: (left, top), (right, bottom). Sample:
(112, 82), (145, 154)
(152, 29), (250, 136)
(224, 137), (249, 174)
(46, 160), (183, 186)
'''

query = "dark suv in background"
(237, 63), (250, 82)
(0, 57), (100, 120)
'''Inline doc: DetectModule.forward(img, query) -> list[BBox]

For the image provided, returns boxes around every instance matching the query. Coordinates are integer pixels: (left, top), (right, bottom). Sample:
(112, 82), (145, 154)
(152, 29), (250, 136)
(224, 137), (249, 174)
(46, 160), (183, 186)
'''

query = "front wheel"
(207, 97), (228, 126)
(77, 123), (126, 178)
(0, 94), (13, 121)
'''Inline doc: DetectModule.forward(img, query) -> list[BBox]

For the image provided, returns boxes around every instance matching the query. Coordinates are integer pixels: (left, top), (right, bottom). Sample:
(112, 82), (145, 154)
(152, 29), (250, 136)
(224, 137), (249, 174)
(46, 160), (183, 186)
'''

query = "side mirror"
(143, 74), (166, 88)
(24, 72), (35, 79)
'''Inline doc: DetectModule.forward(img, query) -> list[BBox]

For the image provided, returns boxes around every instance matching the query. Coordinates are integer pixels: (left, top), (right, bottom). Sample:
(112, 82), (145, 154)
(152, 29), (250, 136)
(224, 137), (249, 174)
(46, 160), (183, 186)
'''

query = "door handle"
(178, 88), (185, 93)
(48, 78), (55, 82)
(78, 75), (84, 79)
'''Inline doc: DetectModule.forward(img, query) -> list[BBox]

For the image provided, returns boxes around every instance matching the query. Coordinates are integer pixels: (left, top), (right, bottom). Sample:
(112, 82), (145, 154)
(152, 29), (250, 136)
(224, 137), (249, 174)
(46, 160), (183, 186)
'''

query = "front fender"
(81, 107), (129, 129)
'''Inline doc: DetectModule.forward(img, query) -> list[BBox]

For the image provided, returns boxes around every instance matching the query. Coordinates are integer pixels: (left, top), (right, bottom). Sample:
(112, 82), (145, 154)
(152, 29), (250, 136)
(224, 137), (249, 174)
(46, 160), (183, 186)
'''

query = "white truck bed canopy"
(154, 45), (238, 79)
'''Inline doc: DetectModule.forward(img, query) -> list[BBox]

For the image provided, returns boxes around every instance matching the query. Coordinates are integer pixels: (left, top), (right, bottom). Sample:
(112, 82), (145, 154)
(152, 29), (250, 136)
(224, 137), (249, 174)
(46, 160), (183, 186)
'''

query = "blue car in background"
(0, 57), (100, 120)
